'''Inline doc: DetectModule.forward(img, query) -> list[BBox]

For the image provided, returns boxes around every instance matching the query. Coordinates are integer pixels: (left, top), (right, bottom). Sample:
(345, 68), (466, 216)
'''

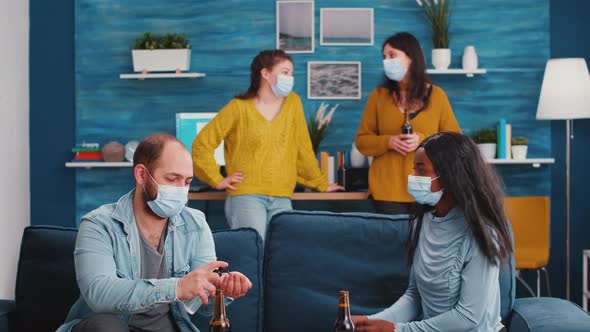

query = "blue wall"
(547, 0), (590, 304)
(29, 0), (76, 227)
(73, 0), (551, 223)
(29, 0), (590, 305)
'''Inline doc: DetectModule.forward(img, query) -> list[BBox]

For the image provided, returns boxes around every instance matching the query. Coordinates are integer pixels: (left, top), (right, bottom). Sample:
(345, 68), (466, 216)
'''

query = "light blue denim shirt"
(369, 208), (504, 332)
(56, 190), (228, 332)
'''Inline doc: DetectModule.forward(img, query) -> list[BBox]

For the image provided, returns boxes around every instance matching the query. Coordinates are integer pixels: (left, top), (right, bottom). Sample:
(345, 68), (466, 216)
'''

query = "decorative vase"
(350, 143), (366, 168)
(462, 46), (478, 71)
(477, 143), (497, 160)
(511, 145), (528, 160)
(432, 48), (451, 70)
(102, 141), (125, 162)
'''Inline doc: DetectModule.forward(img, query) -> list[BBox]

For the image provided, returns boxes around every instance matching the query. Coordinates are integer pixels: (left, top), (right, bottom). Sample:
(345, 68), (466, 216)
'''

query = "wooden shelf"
(189, 191), (369, 201)
(119, 72), (206, 79)
(426, 68), (487, 77)
(66, 162), (133, 168)
(487, 158), (555, 168)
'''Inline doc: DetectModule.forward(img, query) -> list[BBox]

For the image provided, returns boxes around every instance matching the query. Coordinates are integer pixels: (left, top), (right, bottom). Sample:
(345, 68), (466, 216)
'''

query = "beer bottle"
(210, 290), (231, 332)
(337, 151), (347, 191)
(333, 290), (355, 332)
(401, 110), (413, 136)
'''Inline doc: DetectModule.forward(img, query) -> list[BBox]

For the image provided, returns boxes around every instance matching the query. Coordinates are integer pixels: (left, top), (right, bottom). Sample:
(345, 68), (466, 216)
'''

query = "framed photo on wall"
(320, 8), (374, 46)
(276, 1), (314, 53)
(308, 61), (362, 100)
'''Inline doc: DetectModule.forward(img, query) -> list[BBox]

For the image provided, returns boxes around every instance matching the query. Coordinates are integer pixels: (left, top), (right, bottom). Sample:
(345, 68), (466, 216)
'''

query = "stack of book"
(496, 118), (512, 159)
(72, 143), (103, 161)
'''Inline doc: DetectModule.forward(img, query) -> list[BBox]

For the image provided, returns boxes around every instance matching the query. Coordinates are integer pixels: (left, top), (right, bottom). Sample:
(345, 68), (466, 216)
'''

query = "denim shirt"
(56, 190), (225, 332)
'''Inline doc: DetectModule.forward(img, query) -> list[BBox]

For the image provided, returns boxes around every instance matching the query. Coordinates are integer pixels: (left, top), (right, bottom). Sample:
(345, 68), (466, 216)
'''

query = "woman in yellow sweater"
(193, 49), (343, 239)
(355, 32), (461, 215)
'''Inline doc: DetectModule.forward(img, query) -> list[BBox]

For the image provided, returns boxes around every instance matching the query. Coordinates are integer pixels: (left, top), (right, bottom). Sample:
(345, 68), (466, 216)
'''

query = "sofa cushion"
(510, 297), (590, 332)
(192, 227), (264, 332)
(15, 226), (80, 332)
(264, 211), (410, 332)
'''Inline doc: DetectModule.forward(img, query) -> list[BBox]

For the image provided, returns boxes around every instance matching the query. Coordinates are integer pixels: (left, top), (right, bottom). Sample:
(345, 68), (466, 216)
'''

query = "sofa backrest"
(191, 228), (264, 332)
(15, 226), (80, 332)
(263, 211), (516, 332)
(13, 225), (263, 332)
(264, 211), (411, 332)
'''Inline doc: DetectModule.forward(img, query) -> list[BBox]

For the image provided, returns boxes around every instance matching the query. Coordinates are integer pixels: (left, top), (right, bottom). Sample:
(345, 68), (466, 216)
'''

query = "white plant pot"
(132, 49), (191, 72)
(367, 156), (373, 166)
(432, 48), (451, 70)
(350, 143), (366, 168)
(511, 145), (528, 160)
(462, 46), (478, 71)
(477, 143), (497, 160)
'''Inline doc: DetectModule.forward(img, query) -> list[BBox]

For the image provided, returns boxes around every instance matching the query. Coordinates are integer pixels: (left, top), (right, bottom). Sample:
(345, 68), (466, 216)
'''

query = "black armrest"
(0, 299), (15, 332)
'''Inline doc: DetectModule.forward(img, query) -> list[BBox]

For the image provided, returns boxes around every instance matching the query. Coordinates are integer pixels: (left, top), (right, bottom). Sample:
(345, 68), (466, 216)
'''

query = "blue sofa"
(1, 211), (589, 332)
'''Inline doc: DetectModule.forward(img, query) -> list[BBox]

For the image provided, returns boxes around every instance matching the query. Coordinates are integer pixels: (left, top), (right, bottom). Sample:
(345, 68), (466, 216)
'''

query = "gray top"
(128, 223), (179, 332)
(369, 208), (504, 332)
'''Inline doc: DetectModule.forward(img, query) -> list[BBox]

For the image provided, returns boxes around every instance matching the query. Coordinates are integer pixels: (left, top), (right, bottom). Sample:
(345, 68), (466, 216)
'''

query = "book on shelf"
(497, 118), (507, 159)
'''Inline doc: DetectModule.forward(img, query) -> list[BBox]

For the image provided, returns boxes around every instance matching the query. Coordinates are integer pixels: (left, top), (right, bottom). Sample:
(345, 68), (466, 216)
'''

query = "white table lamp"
(536, 58), (590, 300)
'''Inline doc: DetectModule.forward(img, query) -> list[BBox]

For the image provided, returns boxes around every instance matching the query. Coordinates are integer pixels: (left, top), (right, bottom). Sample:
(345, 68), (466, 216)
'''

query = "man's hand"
(217, 271), (252, 299)
(215, 172), (244, 190)
(353, 316), (395, 332)
(176, 261), (228, 304)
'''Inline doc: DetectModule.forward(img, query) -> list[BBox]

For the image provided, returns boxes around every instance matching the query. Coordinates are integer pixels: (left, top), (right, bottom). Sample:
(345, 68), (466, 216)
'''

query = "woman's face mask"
(407, 175), (443, 206)
(271, 74), (294, 97)
(383, 57), (408, 82)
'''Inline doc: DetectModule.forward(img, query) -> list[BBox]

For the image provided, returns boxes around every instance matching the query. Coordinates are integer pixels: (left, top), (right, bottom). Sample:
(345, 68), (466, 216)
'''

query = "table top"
(188, 191), (370, 201)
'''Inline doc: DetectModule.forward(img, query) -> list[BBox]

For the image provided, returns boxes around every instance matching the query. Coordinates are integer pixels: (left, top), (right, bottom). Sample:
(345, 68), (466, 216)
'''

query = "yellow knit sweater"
(355, 85), (461, 202)
(192, 92), (328, 197)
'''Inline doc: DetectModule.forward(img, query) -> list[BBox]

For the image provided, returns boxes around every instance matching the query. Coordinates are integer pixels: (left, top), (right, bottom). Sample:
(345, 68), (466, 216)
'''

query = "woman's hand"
(388, 133), (420, 155)
(325, 184), (345, 192)
(353, 316), (396, 332)
(215, 172), (244, 190)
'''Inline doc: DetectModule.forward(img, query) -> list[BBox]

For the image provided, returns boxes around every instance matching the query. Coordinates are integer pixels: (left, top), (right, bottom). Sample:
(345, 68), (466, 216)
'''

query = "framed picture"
(276, 1), (314, 53)
(308, 61), (362, 100)
(176, 113), (225, 166)
(320, 8), (374, 46)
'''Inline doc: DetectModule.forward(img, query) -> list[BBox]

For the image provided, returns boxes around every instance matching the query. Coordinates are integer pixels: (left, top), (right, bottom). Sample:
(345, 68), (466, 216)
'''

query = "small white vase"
(462, 46), (478, 71)
(432, 48), (451, 70)
(367, 156), (374, 166)
(511, 145), (528, 160)
(477, 143), (497, 160)
(350, 143), (366, 168)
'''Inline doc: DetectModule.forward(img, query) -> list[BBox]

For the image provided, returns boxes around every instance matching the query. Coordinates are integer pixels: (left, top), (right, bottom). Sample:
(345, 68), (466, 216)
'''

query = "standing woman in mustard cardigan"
(355, 32), (461, 215)
(193, 49), (343, 240)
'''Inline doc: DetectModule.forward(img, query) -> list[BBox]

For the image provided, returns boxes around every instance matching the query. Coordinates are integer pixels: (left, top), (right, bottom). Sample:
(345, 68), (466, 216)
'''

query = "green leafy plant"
(470, 128), (497, 144)
(308, 103), (338, 154)
(416, 0), (455, 49)
(133, 32), (190, 50)
(511, 136), (528, 146)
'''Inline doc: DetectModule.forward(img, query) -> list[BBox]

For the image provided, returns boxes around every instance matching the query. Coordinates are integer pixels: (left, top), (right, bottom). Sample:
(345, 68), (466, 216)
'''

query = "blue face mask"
(383, 58), (408, 82)
(407, 175), (443, 206)
(271, 74), (294, 97)
(146, 172), (189, 219)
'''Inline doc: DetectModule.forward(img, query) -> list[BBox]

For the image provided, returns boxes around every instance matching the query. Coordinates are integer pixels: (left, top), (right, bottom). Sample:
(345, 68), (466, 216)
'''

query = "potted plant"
(471, 128), (497, 159)
(416, 0), (455, 70)
(308, 102), (338, 154)
(132, 32), (191, 73)
(511, 136), (528, 160)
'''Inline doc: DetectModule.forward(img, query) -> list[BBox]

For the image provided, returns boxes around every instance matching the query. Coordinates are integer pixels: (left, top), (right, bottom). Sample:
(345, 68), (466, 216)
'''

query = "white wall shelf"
(487, 158), (555, 168)
(66, 162), (133, 168)
(119, 72), (206, 79)
(426, 68), (487, 77)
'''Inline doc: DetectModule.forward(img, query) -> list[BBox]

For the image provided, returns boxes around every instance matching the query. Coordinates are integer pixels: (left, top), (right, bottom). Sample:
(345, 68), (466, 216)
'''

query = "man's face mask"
(145, 171), (189, 219)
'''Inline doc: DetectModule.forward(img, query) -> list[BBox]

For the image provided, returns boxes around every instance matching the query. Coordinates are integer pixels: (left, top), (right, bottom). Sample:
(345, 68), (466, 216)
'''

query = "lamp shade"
(536, 58), (590, 120)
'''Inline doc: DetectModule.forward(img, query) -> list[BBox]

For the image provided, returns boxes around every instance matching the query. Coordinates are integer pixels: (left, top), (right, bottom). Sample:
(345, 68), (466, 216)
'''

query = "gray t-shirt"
(128, 223), (179, 332)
